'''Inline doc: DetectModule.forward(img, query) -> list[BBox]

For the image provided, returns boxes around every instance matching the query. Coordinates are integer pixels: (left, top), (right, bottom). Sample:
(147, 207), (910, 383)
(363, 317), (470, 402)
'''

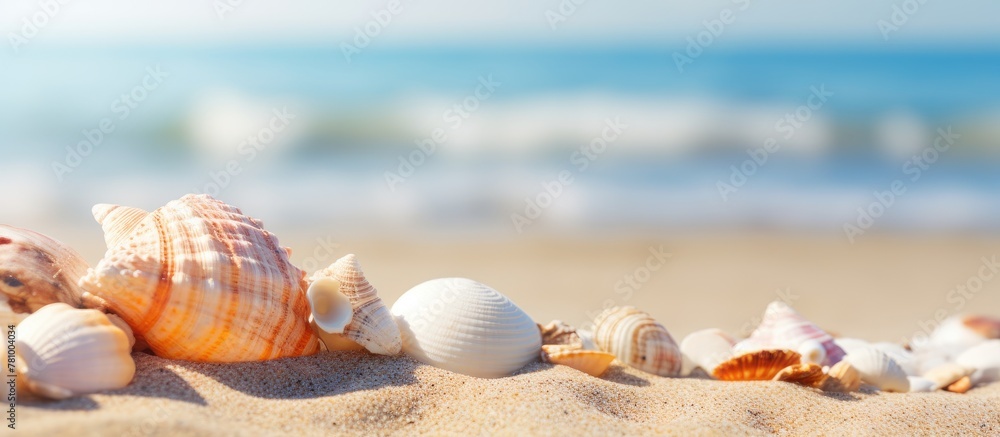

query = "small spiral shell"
(593, 306), (681, 377)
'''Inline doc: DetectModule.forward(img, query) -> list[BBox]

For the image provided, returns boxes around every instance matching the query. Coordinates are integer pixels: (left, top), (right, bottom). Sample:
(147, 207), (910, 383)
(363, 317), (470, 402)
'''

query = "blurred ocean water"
(1, 45), (999, 234)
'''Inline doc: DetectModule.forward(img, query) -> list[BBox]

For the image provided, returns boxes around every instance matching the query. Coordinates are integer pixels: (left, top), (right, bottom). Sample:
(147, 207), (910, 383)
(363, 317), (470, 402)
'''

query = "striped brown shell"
(593, 306), (681, 377)
(773, 363), (826, 388)
(0, 225), (90, 316)
(79, 194), (319, 362)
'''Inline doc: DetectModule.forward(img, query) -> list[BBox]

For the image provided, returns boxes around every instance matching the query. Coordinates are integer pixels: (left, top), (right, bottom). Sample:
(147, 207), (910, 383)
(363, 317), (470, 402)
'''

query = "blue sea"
(1, 45), (999, 234)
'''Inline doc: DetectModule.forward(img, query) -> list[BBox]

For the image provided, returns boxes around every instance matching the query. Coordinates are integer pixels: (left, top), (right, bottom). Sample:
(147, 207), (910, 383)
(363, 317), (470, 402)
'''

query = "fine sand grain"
(19, 352), (1000, 436)
(19, 233), (1000, 435)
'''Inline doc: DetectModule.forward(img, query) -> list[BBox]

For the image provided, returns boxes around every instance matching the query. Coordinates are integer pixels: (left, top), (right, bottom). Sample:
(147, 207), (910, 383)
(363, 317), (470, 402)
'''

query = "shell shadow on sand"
(169, 350), (419, 399)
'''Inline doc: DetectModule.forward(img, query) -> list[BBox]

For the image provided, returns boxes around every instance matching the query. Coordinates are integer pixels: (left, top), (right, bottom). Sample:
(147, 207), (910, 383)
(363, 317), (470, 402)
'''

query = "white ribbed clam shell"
(844, 347), (910, 392)
(956, 339), (1000, 385)
(390, 278), (541, 378)
(15, 303), (135, 399)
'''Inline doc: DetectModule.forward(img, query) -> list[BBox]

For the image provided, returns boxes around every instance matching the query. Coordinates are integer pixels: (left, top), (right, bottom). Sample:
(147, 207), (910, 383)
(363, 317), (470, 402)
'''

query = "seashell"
(821, 361), (861, 393)
(538, 320), (583, 348)
(734, 301), (844, 366)
(0, 225), (90, 315)
(391, 278), (541, 378)
(541, 345), (615, 377)
(15, 303), (135, 399)
(844, 348), (909, 392)
(78, 194), (319, 362)
(922, 363), (974, 390)
(955, 339), (1000, 386)
(593, 306), (682, 377)
(712, 349), (802, 381)
(870, 342), (920, 376)
(946, 376), (973, 394)
(773, 363), (826, 388)
(680, 328), (735, 375)
(306, 277), (353, 334)
(310, 254), (401, 355)
(920, 314), (1000, 352)
(577, 329), (597, 351)
(906, 376), (936, 393)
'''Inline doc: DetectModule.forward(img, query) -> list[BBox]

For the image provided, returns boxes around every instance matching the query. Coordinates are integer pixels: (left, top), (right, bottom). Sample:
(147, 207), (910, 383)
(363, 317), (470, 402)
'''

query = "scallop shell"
(922, 314), (1000, 351)
(734, 301), (844, 366)
(538, 320), (583, 348)
(844, 348), (909, 392)
(680, 328), (735, 375)
(922, 363), (974, 390)
(541, 345), (615, 377)
(593, 306), (682, 377)
(0, 225), (89, 316)
(310, 254), (401, 355)
(906, 376), (936, 393)
(712, 349), (802, 381)
(15, 303), (135, 399)
(821, 361), (862, 393)
(390, 278), (541, 378)
(955, 339), (1000, 386)
(870, 342), (920, 376)
(773, 363), (826, 388)
(78, 194), (319, 362)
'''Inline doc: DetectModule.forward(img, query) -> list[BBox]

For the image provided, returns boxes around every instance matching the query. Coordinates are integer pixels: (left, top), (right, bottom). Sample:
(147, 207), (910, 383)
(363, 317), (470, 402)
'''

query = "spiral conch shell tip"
(310, 254), (401, 356)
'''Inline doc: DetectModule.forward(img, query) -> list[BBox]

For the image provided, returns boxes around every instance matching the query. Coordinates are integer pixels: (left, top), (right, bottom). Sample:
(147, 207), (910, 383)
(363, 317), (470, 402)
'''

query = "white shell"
(15, 303), (135, 399)
(680, 328), (735, 375)
(844, 348), (910, 392)
(307, 277), (353, 334)
(922, 363), (974, 390)
(919, 314), (996, 351)
(955, 339), (1000, 386)
(390, 278), (541, 378)
(871, 342), (920, 376)
(906, 376), (936, 393)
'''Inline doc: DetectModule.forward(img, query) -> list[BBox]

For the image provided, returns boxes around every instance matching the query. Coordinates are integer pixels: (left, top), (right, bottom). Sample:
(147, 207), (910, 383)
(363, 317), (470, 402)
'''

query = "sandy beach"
(17, 233), (1000, 435)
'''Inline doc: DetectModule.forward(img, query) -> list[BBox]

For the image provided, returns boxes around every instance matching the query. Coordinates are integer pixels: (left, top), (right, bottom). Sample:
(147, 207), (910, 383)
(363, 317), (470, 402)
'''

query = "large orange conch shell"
(78, 194), (319, 362)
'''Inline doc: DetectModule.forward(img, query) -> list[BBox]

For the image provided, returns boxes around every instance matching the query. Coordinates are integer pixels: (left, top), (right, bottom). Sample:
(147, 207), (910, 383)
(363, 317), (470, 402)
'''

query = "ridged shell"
(306, 277), (353, 334)
(844, 348), (909, 392)
(680, 328), (735, 375)
(773, 363), (826, 388)
(15, 303), (135, 399)
(390, 278), (541, 378)
(538, 320), (583, 348)
(0, 225), (89, 316)
(310, 254), (401, 355)
(922, 363), (974, 390)
(78, 194), (319, 362)
(734, 301), (844, 366)
(821, 361), (861, 393)
(870, 342), (920, 376)
(955, 339), (1000, 386)
(593, 306), (681, 377)
(541, 345), (615, 377)
(922, 314), (1000, 351)
(712, 349), (802, 381)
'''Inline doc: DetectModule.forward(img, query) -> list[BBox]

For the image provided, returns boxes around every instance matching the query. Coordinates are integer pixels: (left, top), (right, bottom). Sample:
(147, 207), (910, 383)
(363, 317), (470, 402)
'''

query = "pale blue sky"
(1, 0), (998, 46)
